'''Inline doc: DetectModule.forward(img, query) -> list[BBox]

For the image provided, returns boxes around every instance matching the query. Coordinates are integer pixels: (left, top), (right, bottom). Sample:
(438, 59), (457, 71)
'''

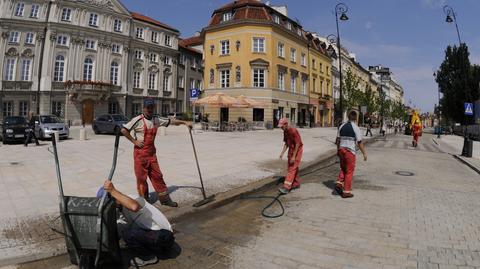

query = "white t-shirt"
(337, 121), (363, 155)
(123, 114), (170, 142)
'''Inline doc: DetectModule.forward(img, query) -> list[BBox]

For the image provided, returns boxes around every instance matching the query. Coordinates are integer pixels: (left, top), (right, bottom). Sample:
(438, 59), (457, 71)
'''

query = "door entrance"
(82, 99), (94, 125)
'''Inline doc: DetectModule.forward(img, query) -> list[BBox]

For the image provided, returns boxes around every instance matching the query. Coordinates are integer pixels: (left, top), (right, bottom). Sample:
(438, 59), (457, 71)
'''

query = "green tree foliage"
(435, 44), (480, 124)
(358, 84), (378, 115)
(342, 68), (362, 111)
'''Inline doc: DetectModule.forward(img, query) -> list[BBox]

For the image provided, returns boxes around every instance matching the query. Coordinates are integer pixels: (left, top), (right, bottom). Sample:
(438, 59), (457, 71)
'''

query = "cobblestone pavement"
(10, 133), (480, 269)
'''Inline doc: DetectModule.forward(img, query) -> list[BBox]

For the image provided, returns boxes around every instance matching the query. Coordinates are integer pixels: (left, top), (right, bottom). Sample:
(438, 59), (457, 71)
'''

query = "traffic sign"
(361, 106), (367, 114)
(190, 88), (200, 101)
(464, 102), (473, 116)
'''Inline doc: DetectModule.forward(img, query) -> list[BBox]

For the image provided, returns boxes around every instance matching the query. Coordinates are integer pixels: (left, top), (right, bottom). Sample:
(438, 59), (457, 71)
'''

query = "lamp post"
(333, 3), (349, 124)
(443, 4), (472, 157)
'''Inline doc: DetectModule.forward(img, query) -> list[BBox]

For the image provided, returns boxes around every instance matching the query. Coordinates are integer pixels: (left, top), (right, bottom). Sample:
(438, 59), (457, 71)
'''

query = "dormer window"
(297, 28), (302, 36)
(222, 12), (232, 22)
(286, 22), (292, 30)
(273, 15), (280, 24)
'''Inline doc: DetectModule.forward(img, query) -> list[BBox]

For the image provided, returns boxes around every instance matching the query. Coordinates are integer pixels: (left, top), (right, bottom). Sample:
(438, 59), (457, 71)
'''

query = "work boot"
(159, 195), (178, 207)
(334, 183), (343, 195)
(341, 192), (354, 198)
(278, 186), (290, 195)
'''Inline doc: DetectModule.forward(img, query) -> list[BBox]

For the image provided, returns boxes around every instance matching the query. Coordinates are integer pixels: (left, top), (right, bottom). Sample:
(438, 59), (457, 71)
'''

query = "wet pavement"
(10, 133), (480, 269)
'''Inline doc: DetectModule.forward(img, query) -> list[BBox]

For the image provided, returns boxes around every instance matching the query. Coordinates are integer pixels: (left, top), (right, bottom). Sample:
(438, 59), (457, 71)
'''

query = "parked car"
(93, 114), (128, 134)
(0, 116), (30, 144)
(32, 115), (69, 140)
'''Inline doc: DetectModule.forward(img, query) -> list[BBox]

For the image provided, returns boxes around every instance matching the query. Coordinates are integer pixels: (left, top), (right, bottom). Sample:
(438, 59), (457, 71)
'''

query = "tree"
(342, 68), (362, 111)
(435, 44), (480, 124)
(359, 84), (378, 115)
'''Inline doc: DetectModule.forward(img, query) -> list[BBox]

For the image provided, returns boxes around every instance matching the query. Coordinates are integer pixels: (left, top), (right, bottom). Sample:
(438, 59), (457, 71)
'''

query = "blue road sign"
(190, 88), (200, 101)
(464, 102), (474, 116)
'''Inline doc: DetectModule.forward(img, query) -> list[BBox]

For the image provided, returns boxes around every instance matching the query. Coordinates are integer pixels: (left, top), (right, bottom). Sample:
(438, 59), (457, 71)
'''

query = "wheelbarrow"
(51, 131), (122, 268)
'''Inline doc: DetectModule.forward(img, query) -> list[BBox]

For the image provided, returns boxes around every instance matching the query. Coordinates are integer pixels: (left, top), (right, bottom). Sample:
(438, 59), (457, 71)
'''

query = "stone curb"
(1, 135), (379, 267)
(453, 154), (480, 175)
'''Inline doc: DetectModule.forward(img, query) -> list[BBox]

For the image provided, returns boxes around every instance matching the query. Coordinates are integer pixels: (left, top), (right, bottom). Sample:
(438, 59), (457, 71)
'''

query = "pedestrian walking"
(365, 118), (373, 137)
(335, 111), (367, 198)
(278, 118), (303, 194)
(121, 99), (192, 207)
(412, 120), (421, 147)
(24, 111), (40, 147)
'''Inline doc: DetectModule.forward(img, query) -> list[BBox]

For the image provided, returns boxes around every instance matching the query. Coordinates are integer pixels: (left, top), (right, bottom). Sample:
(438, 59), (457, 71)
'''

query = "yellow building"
(201, 0), (312, 127)
(306, 34), (333, 127)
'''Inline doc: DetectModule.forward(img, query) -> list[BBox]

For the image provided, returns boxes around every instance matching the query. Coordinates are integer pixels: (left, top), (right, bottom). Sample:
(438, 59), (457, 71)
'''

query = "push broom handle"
(51, 135), (65, 205)
(189, 129), (207, 199)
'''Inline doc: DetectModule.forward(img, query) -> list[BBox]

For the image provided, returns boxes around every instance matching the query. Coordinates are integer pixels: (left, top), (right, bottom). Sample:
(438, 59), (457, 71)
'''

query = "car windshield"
(4, 117), (27, 125)
(112, 115), (127, 121)
(40, 115), (61, 124)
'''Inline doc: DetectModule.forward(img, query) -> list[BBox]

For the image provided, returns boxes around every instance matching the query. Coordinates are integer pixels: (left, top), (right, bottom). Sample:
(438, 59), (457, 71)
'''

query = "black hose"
(240, 193), (284, 218)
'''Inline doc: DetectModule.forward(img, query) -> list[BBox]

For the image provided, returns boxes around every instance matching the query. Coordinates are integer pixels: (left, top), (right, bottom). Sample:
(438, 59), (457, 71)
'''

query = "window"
(163, 74), (170, 91)
(133, 72), (141, 88)
(111, 43), (121, 54)
(151, 31), (158, 43)
(273, 15), (280, 24)
(56, 35), (69, 46)
(4, 59), (16, 81)
(163, 56), (171, 65)
(301, 53), (306, 66)
(296, 28), (302, 36)
(220, 40), (230, 55)
(134, 50), (143, 60)
(197, 79), (202, 90)
(319, 63), (323, 72)
(132, 103), (141, 117)
(113, 19), (122, 32)
(278, 71), (285, 90)
(301, 78), (307, 94)
(54, 55), (65, 82)
(192, 58), (197, 68)
(52, 101), (63, 117)
(326, 66), (329, 75)
(21, 59), (31, 81)
(320, 80), (324, 95)
(136, 27), (144, 39)
(108, 102), (118, 114)
(252, 37), (265, 53)
(89, 13), (98, 27)
(179, 54), (186, 65)
(61, 8), (72, 21)
(165, 35), (172, 47)
(19, 101), (28, 117)
(290, 48), (296, 62)
(252, 69), (265, 88)
(30, 4), (39, 18)
(277, 42), (284, 57)
(148, 73), (156, 89)
(9, 31), (20, 43)
(178, 76), (184, 88)
(312, 59), (316, 69)
(220, 70), (230, 88)
(85, 39), (96, 50)
(83, 58), (94, 81)
(253, 108), (264, 121)
(148, 53), (156, 63)
(190, 78), (195, 90)
(291, 74), (296, 92)
(15, 2), (25, 16)
(25, 32), (34, 44)
(313, 78), (316, 92)
(222, 12), (232, 22)
(286, 22), (292, 30)
(110, 61), (119, 85)
(3, 101), (13, 117)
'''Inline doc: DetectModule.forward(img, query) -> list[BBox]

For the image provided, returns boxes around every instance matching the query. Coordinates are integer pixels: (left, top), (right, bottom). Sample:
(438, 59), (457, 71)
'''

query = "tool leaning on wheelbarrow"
(51, 131), (122, 269)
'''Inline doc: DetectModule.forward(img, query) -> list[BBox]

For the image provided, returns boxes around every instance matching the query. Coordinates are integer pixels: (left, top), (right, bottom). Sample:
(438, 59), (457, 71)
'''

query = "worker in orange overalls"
(278, 118), (303, 194)
(412, 120), (421, 148)
(122, 99), (192, 207)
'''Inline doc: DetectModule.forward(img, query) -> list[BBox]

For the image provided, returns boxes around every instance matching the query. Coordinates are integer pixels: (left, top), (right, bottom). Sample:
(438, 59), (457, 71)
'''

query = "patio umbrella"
(193, 92), (243, 107)
(236, 95), (265, 108)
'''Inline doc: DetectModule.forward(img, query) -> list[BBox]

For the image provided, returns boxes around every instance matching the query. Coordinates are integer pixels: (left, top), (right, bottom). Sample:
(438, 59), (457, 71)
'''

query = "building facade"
(177, 39), (203, 115)
(201, 0), (312, 127)
(0, 0), (180, 124)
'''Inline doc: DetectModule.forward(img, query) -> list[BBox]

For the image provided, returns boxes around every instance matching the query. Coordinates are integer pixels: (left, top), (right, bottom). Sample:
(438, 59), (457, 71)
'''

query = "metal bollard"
(79, 128), (86, 141)
(52, 131), (60, 143)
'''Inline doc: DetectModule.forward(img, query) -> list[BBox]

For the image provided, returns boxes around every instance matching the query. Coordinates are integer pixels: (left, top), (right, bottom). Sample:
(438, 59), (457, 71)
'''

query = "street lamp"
(334, 3), (349, 124)
(443, 5), (462, 45)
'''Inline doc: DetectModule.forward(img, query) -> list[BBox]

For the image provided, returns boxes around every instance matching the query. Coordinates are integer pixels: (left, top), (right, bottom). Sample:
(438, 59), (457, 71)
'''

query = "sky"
(121, 0), (480, 113)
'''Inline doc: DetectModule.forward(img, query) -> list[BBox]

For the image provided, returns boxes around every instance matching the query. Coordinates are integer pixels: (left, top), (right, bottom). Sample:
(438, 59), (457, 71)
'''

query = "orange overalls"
(133, 116), (168, 198)
(412, 124), (421, 147)
(283, 127), (303, 190)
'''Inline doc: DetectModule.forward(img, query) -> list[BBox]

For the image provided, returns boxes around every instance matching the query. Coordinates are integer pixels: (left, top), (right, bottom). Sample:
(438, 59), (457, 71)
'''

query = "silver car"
(32, 115), (69, 140)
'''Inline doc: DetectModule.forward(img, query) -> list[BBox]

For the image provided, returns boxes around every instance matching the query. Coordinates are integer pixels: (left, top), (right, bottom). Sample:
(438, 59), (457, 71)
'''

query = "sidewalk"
(0, 125), (375, 265)
(432, 134), (480, 174)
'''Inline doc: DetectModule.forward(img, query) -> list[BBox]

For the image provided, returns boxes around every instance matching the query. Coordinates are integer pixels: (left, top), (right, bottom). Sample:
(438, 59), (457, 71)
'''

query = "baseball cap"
(143, 98), (155, 107)
(277, 118), (289, 128)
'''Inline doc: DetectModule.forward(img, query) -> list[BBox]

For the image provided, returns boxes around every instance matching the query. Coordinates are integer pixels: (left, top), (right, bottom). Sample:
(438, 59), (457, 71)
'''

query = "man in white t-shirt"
(335, 111), (367, 198)
(121, 99), (192, 207)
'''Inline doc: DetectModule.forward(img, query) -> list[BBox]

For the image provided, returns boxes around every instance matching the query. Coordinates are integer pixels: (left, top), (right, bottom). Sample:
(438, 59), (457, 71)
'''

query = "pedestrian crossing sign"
(464, 102), (474, 116)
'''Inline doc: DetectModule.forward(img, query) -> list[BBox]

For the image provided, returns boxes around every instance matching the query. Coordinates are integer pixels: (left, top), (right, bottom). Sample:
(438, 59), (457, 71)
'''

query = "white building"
(0, 0), (180, 125)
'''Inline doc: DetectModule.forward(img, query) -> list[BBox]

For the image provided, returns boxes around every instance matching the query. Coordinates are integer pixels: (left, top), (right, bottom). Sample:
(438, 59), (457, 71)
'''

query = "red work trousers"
(337, 148), (356, 192)
(134, 151), (168, 197)
(284, 147), (303, 190)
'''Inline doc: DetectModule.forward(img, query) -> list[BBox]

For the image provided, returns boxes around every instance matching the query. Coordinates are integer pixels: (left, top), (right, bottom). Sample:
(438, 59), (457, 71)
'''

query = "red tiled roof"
(131, 12), (179, 33)
(179, 43), (202, 55)
(215, 0), (263, 13)
(179, 36), (203, 47)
